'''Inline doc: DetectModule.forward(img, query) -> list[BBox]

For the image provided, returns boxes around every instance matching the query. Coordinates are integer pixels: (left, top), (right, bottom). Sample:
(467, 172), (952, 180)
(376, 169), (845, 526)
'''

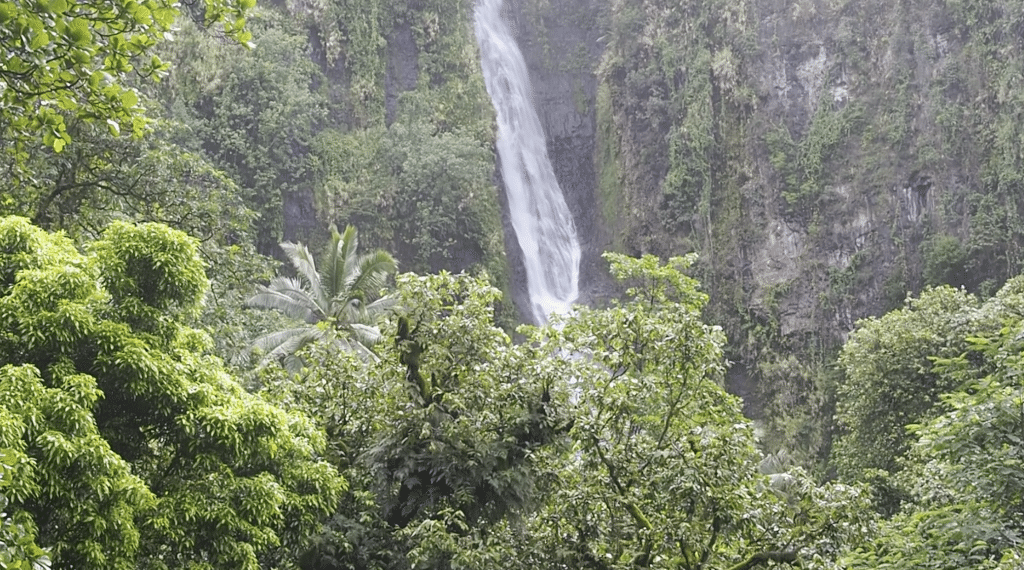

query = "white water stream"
(474, 0), (581, 324)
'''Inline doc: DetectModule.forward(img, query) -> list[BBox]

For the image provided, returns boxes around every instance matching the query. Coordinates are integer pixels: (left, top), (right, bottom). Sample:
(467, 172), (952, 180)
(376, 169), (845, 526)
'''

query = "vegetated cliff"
(179, 0), (1023, 462)
(298, 0), (509, 276)
(157, 0), (514, 319)
(510, 0), (1024, 462)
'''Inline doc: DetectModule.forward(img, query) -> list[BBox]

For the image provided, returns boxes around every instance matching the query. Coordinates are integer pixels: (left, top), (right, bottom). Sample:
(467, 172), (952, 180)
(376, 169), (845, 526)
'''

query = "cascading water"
(474, 0), (581, 324)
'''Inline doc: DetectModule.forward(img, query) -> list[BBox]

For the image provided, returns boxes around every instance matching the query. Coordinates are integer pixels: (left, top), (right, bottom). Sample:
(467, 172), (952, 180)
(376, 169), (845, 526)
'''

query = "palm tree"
(246, 224), (397, 370)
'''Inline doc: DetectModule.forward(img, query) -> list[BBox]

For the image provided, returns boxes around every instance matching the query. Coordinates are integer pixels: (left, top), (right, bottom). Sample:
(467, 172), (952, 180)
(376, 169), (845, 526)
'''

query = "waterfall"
(473, 0), (582, 324)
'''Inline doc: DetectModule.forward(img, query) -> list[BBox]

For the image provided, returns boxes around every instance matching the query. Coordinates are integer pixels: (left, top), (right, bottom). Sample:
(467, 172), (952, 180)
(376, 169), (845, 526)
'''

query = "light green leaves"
(91, 221), (208, 319)
(0, 217), (345, 568)
(0, 3), (16, 23)
(28, 30), (50, 50)
(836, 279), (1024, 568)
(0, 0), (255, 158)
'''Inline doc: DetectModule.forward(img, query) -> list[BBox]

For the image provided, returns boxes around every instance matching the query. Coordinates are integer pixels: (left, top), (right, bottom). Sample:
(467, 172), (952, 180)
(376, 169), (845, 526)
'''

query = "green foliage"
(0, 216), (345, 569)
(310, 116), (512, 323)
(922, 233), (969, 288)
(840, 319), (1024, 569)
(756, 349), (839, 466)
(377, 122), (500, 273)
(834, 286), (980, 482)
(596, 82), (626, 246)
(512, 253), (870, 570)
(535, 253), (750, 567)
(0, 436), (48, 570)
(254, 253), (876, 570)
(295, 0), (387, 126)
(314, 121), (502, 275)
(260, 270), (570, 569)
(592, 0), (1024, 479)
(0, 488), (50, 570)
(0, 364), (149, 569)
(157, 14), (329, 251)
(965, 193), (1024, 295)
(597, 0), (756, 243)
(0, 114), (276, 364)
(765, 99), (861, 220)
(0, 0), (252, 158)
(6, 118), (258, 250)
(148, 0), (507, 291)
(366, 253), (868, 570)
(92, 220), (208, 317)
(835, 271), (1024, 529)
(367, 272), (567, 529)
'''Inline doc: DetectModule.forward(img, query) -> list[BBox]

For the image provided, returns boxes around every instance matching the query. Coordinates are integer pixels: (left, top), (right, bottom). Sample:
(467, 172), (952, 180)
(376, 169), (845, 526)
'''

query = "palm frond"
(366, 295), (399, 311)
(281, 354), (306, 374)
(255, 326), (325, 369)
(251, 326), (314, 353)
(334, 294), (392, 329)
(347, 322), (383, 346)
(268, 275), (329, 320)
(338, 225), (360, 296)
(323, 225), (348, 301)
(362, 295), (398, 320)
(336, 333), (381, 363)
(280, 241), (328, 309)
(246, 282), (318, 322)
(347, 250), (397, 302)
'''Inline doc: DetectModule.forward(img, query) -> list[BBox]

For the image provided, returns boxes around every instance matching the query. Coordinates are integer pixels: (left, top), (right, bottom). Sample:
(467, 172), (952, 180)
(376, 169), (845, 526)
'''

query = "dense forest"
(2, 0), (1024, 568)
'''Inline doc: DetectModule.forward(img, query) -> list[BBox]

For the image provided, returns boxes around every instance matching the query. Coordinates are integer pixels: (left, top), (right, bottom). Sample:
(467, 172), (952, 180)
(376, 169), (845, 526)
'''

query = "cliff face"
(507, 0), (1024, 458)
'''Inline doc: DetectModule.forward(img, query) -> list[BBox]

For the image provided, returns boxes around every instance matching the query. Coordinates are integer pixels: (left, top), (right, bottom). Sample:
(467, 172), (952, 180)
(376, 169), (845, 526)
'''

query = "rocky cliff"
(503, 0), (1024, 459)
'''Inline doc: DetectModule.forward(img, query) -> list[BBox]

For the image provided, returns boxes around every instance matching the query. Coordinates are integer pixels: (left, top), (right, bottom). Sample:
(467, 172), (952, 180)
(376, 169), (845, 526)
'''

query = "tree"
(312, 120), (506, 278)
(254, 253), (873, 570)
(497, 253), (872, 570)
(259, 270), (571, 570)
(833, 276), (1024, 515)
(156, 15), (330, 252)
(0, 0), (253, 158)
(246, 224), (397, 370)
(0, 216), (345, 568)
(833, 286), (980, 483)
(0, 449), (50, 570)
(840, 320), (1024, 570)
(273, 253), (871, 570)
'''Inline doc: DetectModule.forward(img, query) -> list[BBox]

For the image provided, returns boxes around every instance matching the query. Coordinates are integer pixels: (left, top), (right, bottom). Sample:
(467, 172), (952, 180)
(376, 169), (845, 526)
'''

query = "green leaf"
(29, 31), (51, 50)
(120, 90), (138, 108)
(0, 2), (15, 22)
(67, 18), (90, 44)
(132, 5), (150, 24)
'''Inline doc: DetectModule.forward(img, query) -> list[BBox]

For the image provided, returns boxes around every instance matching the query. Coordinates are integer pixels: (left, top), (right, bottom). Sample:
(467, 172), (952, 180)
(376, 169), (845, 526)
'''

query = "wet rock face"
(510, 0), (971, 314)
(385, 23), (420, 126)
